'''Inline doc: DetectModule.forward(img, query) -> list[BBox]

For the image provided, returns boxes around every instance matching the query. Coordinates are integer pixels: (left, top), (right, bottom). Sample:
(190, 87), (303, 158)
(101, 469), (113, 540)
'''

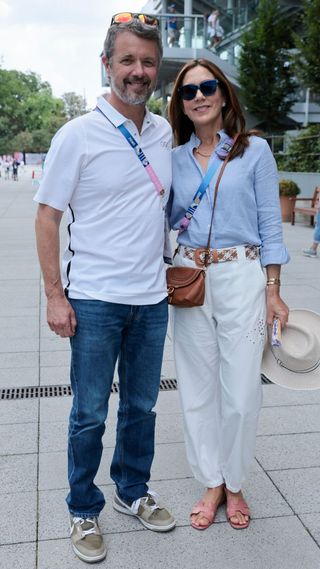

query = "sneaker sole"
(72, 544), (107, 563)
(303, 252), (317, 257)
(113, 498), (176, 532)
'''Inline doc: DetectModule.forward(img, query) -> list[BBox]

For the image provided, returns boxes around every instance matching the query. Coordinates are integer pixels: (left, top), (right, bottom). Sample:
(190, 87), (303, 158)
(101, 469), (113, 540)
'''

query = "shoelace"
(71, 517), (97, 536)
(130, 490), (161, 515)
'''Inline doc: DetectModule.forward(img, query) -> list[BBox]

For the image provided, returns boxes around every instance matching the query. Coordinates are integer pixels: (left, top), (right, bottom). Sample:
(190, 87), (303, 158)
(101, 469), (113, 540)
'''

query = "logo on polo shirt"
(160, 138), (171, 150)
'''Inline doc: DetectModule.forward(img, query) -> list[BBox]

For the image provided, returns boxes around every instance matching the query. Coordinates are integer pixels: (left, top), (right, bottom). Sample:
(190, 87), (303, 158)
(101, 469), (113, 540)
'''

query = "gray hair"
(103, 20), (163, 67)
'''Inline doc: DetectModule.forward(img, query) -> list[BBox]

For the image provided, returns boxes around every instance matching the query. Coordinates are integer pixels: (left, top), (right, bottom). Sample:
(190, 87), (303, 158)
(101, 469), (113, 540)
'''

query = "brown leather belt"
(178, 245), (260, 267)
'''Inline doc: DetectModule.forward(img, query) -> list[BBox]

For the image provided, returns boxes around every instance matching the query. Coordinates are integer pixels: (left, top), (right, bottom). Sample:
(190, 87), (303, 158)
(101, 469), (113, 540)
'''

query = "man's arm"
(35, 203), (77, 338)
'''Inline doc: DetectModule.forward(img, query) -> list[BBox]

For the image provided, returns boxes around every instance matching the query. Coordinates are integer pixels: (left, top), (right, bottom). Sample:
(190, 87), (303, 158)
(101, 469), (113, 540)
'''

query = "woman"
(207, 9), (224, 49)
(167, 59), (289, 530)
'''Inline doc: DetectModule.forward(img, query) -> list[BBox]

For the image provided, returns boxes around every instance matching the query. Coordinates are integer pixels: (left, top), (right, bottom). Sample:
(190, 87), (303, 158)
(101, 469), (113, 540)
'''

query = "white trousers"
(171, 246), (266, 492)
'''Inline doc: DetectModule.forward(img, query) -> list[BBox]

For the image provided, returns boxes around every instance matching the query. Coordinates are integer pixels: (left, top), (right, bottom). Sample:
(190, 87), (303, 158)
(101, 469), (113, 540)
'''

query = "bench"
(291, 186), (319, 226)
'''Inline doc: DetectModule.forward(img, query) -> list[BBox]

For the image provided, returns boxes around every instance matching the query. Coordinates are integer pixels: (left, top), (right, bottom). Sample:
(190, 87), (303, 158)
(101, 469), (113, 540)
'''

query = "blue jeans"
(66, 298), (168, 518)
(314, 212), (320, 243)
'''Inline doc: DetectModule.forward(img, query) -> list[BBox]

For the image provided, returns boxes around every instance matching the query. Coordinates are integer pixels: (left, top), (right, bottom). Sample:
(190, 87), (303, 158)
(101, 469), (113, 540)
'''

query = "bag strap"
(203, 132), (240, 266)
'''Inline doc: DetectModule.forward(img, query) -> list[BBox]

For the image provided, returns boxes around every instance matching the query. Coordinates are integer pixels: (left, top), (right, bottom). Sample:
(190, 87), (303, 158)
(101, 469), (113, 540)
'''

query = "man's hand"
(47, 295), (77, 338)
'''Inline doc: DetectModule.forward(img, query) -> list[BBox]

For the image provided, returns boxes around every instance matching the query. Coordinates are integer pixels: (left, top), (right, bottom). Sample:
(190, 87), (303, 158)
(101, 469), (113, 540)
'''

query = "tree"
(293, 0), (320, 95)
(276, 124), (320, 172)
(62, 92), (87, 120)
(0, 67), (67, 154)
(147, 97), (163, 115)
(238, 0), (297, 132)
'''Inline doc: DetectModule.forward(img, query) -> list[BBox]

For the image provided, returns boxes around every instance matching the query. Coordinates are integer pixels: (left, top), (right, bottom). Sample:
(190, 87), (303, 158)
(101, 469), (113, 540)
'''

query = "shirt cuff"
(260, 243), (290, 267)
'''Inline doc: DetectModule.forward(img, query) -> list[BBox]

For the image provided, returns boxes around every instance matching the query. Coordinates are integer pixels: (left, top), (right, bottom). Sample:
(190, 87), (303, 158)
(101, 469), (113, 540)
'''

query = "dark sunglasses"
(178, 80), (219, 101)
(111, 12), (160, 27)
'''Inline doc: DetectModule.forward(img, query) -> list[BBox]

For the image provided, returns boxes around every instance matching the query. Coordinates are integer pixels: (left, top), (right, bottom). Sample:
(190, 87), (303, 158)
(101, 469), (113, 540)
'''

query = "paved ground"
(0, 169), (320, 569)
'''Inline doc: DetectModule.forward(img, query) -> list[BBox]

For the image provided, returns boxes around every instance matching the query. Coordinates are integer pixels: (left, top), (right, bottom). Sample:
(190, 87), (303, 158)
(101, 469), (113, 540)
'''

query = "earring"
(222, 102), (226, 107)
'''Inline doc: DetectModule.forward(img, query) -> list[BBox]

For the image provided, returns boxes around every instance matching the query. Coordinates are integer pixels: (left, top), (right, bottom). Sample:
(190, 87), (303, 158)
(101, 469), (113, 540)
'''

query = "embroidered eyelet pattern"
(245, 319), (265, 344)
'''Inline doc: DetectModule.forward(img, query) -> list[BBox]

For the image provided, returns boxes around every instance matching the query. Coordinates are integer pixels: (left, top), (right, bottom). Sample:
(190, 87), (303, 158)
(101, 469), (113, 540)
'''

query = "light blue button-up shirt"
(168, 130), (290, 267)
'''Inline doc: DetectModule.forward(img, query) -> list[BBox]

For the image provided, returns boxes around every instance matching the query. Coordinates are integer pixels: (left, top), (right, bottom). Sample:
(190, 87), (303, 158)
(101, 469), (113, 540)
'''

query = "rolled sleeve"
(254, 142), (290, 267)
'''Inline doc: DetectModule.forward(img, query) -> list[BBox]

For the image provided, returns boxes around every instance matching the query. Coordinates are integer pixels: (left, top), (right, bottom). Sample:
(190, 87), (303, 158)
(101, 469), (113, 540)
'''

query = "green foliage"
(279, 178), (301, 196)
(276, 124), (320, 172)
(0, 68), (87, 154)
(238, 0), (296, 132)
(147, 97), (163, 115)
(293, 0), (320, 94)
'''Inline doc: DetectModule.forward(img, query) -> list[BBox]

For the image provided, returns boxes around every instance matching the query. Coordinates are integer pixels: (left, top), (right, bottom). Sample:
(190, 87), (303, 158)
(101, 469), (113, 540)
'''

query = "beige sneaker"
(113, 490), (176, 532)
(70, 516), (107, 563)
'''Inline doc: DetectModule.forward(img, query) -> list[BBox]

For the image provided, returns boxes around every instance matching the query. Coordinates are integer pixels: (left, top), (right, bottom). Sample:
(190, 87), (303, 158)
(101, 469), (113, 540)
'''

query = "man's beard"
(109, 76), (153, 106)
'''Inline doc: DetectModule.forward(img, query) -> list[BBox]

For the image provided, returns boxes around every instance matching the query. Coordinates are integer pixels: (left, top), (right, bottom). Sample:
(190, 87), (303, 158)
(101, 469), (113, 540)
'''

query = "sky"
(0, 0), (148, 109)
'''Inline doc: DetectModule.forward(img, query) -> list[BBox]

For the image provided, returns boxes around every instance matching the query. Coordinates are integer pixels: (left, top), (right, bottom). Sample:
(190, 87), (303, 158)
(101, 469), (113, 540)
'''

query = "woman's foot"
(190, 485), (225, 530)
(225, 488), (250, 529)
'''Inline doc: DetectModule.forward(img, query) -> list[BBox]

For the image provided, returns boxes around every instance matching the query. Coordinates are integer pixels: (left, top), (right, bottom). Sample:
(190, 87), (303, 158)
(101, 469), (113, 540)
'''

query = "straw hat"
(261, 309), (320, 390)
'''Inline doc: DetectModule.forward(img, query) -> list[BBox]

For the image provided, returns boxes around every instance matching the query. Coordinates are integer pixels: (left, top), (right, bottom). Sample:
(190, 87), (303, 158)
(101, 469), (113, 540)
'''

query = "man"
(167, 4), (180, 47)
(34, 14), (175, 564)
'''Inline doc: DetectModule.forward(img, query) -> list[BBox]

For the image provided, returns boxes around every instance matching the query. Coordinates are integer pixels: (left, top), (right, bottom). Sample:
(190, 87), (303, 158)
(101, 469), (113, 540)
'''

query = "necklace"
(195, 147), (213, 158)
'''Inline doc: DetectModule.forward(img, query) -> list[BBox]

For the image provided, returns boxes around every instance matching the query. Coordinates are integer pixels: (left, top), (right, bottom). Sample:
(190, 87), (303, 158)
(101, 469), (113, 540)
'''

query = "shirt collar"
(95, 96), (156, 131)
(189, 129), (229, 153)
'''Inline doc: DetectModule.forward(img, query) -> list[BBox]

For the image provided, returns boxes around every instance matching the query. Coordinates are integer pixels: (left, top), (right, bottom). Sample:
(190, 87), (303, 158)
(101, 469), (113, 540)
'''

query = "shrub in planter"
(279, 179), (301, 197)
(279, 179), (301, 221)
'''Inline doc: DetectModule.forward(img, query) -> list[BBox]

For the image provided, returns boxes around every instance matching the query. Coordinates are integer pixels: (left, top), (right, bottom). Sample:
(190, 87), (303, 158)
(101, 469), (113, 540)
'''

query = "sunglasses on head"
(178, 80), (219, 101)
(111, 12), (160, 27)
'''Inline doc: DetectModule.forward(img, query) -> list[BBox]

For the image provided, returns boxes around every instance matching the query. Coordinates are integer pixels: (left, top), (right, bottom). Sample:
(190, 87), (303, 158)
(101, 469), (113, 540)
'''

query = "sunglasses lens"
(179, 85), (197, 100)
(200, 81), (218, 96)
(138, 14), (159, 25)
(113, 12), (132, 23)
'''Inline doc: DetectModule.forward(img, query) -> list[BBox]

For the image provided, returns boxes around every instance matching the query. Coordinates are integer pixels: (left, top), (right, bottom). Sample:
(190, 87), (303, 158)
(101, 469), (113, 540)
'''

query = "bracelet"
(266, 277), (281, 286)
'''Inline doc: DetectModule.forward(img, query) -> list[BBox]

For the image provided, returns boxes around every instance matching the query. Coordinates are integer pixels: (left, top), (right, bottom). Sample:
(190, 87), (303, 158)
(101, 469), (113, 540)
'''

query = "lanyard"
(179, 137), (233, 232)
(95, 106), (165, 199)
(118, 124), (165, 197)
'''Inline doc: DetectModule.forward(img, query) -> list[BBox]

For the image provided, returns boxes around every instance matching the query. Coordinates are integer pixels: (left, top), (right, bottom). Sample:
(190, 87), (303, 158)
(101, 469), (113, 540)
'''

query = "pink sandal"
(225, 490), (250, 529)
(190, 496), (224, 531)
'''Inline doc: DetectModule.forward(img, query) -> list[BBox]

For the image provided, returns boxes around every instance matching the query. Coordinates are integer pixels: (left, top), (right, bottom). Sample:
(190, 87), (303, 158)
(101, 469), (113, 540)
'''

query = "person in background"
(34, 13), (175, 564)
(168, 58), (289, 531)
(303, 186), (320, 258)
(12, 159), (19, 181)
(167, 4), (180, 47)
(207, 8), (224, 50)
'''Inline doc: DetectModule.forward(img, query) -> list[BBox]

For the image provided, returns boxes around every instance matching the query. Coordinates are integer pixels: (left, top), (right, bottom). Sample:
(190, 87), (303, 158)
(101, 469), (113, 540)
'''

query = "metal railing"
(158, 13), (207, 49)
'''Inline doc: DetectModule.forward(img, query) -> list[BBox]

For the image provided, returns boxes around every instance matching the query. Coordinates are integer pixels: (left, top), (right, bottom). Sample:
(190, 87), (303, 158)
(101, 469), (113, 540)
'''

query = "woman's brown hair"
(168, 58), (255, 160)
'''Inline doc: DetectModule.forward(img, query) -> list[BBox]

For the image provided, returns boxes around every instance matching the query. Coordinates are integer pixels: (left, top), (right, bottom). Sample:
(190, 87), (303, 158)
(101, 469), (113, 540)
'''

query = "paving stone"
(0, 352), (38, 369)
(256, 432), (320, 470)
(40, 366), (70, 385)
(0, 454), (37, 493)
(0, 422), (38, 455)
(40, 351), (71, 367)
(269, 467), (320, 514)
(262, 384), (320, 407)
(0, 492), (37, 544)
(299, 513), (320, 546)
(0, 338), (39, 353)
(37, 516), (320, 569)
(0, 398), (38, 424)
(0, 543), (36, 569)
(258, 404), (320, 436)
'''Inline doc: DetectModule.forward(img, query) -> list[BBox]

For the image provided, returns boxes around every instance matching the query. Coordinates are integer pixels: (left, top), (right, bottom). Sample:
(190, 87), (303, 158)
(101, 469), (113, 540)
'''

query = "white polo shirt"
(34, 96), (172, 305)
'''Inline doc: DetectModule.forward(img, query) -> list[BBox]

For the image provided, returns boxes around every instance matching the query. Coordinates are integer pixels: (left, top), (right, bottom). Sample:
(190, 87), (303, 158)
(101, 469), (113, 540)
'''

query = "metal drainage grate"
(1, 376), (271, 400)
(0, 378), (178, 400)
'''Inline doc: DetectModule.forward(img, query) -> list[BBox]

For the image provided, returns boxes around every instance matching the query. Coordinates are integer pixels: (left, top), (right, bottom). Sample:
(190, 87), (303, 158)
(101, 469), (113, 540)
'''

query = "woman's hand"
(266, 289), (289, 327)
